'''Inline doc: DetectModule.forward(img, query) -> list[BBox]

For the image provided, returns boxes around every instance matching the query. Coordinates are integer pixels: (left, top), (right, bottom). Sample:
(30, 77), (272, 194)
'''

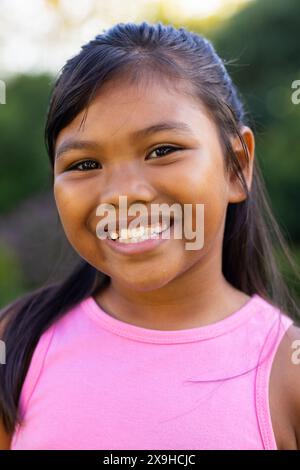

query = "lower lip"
(104, 224), (173, 255)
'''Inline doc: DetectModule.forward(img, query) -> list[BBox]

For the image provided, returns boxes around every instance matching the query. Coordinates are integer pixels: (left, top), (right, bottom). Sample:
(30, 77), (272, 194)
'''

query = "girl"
(1, 21), (300, 450)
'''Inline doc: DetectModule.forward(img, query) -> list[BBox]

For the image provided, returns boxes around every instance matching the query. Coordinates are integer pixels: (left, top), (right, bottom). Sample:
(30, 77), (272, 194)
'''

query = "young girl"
(0, 21), (300, 451)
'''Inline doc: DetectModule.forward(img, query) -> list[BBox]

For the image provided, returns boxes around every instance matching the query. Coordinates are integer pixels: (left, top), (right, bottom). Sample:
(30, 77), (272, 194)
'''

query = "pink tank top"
(10, 293), (293, 450)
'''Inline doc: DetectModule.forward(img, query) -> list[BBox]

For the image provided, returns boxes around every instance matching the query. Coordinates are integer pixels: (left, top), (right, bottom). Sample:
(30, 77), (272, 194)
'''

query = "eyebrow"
(55, 120), (194, 160)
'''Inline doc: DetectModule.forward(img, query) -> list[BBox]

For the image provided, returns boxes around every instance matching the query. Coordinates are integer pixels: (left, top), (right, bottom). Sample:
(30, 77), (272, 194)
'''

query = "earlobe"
(228, 126), (255, 204)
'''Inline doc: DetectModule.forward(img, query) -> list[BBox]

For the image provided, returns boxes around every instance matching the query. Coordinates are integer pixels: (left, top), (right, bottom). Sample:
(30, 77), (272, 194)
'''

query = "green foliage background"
(0, 0), (299, 307)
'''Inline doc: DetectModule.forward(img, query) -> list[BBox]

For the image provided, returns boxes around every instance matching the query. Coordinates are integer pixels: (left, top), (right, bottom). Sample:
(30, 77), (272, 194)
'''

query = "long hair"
(1, 21), (299, 435)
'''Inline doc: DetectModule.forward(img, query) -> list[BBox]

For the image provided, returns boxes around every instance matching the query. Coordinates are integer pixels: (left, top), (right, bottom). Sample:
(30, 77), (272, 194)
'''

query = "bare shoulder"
(270, 323), (300, 450)
(0, 421), (11, 450)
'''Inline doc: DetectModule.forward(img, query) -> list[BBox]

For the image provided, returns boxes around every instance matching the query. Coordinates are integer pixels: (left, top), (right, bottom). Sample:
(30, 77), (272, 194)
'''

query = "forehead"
(55, 77), (209, 147)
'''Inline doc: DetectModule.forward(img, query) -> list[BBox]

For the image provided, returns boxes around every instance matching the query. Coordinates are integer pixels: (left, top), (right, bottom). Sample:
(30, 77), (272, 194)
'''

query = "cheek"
(198, 180), (228, 250)
(53, 178), (112, 268)
(156, 155), (228, 242)
(53, 179), (92, 243)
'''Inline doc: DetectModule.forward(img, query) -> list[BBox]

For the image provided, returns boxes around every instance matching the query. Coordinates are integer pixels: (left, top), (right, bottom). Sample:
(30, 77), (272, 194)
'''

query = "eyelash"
(66, 145), (182, 171)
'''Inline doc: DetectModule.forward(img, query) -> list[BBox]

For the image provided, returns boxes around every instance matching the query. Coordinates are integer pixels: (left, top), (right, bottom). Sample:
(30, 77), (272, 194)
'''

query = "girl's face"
(53, 78), (253, 292)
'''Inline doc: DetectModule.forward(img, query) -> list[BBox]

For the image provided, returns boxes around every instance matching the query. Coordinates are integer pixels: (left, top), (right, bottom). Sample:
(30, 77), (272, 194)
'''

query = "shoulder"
(270, 322), (300, 450)
(0, 291), (58, 449)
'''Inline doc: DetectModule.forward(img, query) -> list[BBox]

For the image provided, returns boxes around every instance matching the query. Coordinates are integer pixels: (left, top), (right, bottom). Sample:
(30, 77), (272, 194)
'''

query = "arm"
(270, 324), (300, 449)
(0, 421), (12, 450)
(285, 325), (300, 449)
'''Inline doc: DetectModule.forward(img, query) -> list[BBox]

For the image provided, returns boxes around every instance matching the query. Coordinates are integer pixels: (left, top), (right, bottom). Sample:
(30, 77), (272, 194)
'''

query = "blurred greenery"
(211, 0), (300, 300)
(0, 0), (299, 307)
(211, 0), (300, 242)
(0, 241), (26, 305)
(0, 74), (52, 213)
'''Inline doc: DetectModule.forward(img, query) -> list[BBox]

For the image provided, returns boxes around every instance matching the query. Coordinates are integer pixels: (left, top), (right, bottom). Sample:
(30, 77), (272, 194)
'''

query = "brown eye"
(145, 145), (182, 160)
(67, 160), (100, 171)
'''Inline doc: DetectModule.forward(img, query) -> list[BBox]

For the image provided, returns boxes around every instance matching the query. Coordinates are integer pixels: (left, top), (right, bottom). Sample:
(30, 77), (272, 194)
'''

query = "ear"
(227, 125), (255, 203)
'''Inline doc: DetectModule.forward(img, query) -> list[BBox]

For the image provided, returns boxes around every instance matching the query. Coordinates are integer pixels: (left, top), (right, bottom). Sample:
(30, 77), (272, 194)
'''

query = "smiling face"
(53, 77), (249, 293)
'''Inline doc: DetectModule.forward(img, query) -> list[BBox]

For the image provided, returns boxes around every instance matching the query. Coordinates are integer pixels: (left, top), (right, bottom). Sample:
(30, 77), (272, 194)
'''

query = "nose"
(99, 163), (156, 209)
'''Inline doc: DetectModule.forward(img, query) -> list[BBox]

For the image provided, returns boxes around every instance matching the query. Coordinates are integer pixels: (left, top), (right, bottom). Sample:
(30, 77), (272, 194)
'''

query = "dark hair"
(1, 21), (299, 435)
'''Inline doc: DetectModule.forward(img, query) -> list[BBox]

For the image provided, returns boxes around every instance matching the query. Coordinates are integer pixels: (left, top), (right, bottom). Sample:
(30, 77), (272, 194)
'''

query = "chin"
(119, 272), (174, 293)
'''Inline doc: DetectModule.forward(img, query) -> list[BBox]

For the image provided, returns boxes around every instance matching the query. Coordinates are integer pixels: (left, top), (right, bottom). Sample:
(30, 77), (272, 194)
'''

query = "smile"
(104, 220), (174, 255)
(108, 221), (170, 243)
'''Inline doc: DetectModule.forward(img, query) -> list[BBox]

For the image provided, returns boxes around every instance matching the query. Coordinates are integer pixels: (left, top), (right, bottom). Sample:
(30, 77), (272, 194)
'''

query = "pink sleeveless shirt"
(10, 293), (293, 450)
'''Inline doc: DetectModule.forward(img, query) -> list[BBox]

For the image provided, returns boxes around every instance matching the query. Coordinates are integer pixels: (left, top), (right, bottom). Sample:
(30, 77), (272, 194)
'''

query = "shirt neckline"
(80, 293), (263, 344)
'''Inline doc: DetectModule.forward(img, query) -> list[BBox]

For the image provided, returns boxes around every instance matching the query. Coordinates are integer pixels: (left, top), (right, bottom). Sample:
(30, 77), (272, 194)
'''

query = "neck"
(94, 249), (250, 330)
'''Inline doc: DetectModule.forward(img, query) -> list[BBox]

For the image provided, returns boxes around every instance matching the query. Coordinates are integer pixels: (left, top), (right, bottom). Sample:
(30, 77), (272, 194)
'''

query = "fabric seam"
(255, 315), (293, 450)
(81, 295), (262, 344)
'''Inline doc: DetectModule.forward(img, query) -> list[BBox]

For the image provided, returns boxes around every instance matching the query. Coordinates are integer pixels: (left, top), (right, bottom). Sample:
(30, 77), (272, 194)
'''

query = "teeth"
(109, 222), (170, 242)
(110, 231), (119, 240)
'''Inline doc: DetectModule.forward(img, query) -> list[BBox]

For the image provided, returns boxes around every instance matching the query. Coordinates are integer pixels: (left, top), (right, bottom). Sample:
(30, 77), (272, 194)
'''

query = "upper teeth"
(109, 222), (169, 240)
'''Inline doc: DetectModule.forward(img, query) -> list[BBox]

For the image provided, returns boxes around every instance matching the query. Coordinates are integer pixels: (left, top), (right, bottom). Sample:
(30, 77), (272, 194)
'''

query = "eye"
(145, 145), (182, 160)
(67, 160), (100, 171)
